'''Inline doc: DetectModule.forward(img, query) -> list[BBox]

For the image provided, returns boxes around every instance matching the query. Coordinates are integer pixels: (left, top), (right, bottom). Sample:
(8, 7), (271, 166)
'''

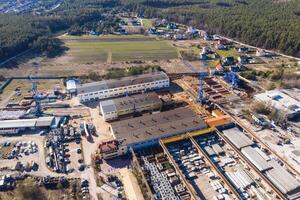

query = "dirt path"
(119, 168), (144, 200)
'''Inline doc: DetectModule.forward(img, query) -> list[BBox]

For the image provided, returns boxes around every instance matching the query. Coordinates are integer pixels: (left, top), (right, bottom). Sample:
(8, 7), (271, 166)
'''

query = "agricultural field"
(61, 35), (178, 63)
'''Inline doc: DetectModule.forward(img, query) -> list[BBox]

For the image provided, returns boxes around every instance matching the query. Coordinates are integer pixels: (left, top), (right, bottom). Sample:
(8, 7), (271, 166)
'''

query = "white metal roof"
(0, 119), (36, 129)
(241, 146), (272, 172)
(222, 127), (254, 149)
(0, 117), (54, 129)
(255, 90), (300, 114)
(66, 80), (77, 91)
(266, 159), (300, 197)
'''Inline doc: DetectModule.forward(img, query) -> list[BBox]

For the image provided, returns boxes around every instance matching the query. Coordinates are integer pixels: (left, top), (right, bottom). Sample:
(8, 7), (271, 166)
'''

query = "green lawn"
(62, 35), (178, 62)
(216, 48), (241, 58)
(142, 19), (153, 29)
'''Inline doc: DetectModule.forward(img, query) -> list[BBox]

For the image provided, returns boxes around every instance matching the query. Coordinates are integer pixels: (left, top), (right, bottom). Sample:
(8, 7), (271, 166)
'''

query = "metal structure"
(224, 71), (239, 89)
(29, 62), (42, 116)
(198, 60), (207, 103)
(182, 59), (208, 103)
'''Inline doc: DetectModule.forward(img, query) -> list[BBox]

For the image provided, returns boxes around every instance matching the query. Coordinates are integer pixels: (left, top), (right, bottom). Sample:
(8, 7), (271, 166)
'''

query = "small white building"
(66, 80), (77, 94)
(76, 72), (169, 102)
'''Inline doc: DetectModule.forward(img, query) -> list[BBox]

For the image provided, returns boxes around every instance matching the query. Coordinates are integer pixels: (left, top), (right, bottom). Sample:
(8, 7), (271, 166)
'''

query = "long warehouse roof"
(77, 71), (169, 94)
(110, 107), (207, 145)
(222, 127), (254, 149)
(0, 117), (55, 129)
(266, 159), (300, 199)
(241, 146), (273, 172)
(100, 92), (161, 114)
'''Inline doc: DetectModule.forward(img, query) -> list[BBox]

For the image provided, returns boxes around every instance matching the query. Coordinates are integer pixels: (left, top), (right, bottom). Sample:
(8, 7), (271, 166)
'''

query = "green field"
(62, 35), (178, 62)
(142, 19), (153, 29)
(216, 48), (241, 58)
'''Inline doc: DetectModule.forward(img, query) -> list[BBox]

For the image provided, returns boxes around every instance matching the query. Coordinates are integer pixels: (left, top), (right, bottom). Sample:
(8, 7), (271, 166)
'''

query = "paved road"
(80, 106), (113, 200)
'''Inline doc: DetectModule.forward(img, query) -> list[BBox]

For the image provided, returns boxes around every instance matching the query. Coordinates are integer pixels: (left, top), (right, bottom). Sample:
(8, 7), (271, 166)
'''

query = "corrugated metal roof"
(241, 146), (272, 172)
(0, 117), (55, 129)
(100, 99), (117, 113)
(265, 159), (300, 197)
(223, 127), (254, 149)
(77, 80), (107, 94)
(99, 92), (161, 114)
(0, 119), (36, 129)
(35, 117), (55, 127)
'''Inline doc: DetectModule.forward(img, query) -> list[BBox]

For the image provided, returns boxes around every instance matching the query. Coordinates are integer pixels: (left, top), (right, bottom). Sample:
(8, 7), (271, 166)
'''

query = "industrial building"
(99, 92), (162, 121)
(66, 79), (77, 95)
(110, 107), (208, 149)
(222, 127), (254, 149)
(0, 117), (60, 135)
(76, 72), (169, 102)
(255, 90), (300, 120)
(241, 146), (273, 172)
(266, 159), (300, 200)
(98, 140), (128, 160)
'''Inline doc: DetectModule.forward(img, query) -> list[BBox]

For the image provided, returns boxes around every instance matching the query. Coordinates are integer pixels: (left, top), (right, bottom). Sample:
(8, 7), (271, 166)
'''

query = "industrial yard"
(0, 15), (300, 200)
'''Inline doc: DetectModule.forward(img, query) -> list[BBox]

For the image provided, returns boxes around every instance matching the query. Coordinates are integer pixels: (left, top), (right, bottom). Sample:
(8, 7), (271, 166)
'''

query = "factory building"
(222, 127), (254, 150)
(255, 90), (300, 120)
(266, 159), (300, 200)
(76, 72), (169, 102)
(109, 107), (208, 149)
(99, 92), (162, 121)
(0, 117), (60, 135)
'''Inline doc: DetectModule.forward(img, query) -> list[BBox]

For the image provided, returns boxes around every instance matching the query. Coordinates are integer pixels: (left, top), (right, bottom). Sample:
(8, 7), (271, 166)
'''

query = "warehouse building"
(222, 127), (254, 149)
(0, 117), (60, 135)
(266, 159), (300, 200)
(109, 107), (208, 149)
(76, 72), (169, 102)
(255, 90), (300, 120)
(241, 146), (273, 172)
(99, 92), (162, 121)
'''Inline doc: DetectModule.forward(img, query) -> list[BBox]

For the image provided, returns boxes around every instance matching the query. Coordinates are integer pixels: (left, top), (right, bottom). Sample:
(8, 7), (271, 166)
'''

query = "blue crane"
(29, 62), (42, 116)
(224, 71), (239, 89)
(182, 59), (208, 103)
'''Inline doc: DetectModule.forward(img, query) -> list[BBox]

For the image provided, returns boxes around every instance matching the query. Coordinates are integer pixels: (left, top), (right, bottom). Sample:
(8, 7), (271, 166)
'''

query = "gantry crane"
(183, 59), (209, 104)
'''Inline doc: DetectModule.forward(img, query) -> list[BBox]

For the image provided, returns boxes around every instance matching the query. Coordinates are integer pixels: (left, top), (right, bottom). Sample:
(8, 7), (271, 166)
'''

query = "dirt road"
(119, 168), (144, 200)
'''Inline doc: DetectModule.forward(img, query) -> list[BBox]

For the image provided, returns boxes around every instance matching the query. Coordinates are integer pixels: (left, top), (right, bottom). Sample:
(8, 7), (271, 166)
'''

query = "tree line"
(122, 0), (300, 57)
